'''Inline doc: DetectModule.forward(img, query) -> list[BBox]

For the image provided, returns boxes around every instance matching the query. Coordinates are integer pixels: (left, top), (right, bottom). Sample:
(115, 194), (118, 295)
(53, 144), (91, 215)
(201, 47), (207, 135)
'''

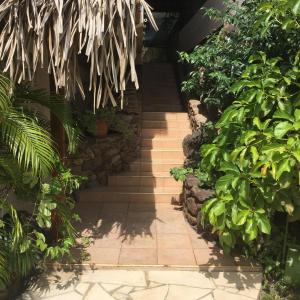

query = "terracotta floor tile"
(119, 248), (157, 265)
(157, 233), (192, 249)
(125, 220), (156, 237)
(156, 220), (188, 234)
(127, 211), (157, 222)
(128, 203), (157, 212)
(122, 235), (156, 249)
(194, 248), (235, 266)
(190, 236), (217, 249)
(91, 235), (123, 248)
(87, 247), (120, 264)
(157, 248), (196, 265)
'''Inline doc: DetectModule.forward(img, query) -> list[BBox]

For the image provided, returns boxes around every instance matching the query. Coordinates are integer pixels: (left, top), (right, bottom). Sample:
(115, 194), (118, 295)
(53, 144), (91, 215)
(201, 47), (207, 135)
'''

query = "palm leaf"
(0, 109), (56, 177)
(14, 85), (80, 154)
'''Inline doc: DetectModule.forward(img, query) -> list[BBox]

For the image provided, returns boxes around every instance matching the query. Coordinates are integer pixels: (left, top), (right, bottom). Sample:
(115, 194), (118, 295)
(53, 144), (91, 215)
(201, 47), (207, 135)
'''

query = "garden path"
(20, 63), (262, 299)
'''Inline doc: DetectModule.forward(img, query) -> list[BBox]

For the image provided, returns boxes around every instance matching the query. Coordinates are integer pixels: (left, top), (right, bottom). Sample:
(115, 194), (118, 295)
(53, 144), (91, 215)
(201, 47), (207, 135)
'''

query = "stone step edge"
(47, 262), (262, 273)
(108, 174), (176, 179)
(140, 149), (184, 152)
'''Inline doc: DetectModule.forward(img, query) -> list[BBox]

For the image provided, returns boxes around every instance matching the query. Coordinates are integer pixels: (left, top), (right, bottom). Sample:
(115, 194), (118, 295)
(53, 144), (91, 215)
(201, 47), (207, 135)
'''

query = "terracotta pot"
(96, 119), (108, 138)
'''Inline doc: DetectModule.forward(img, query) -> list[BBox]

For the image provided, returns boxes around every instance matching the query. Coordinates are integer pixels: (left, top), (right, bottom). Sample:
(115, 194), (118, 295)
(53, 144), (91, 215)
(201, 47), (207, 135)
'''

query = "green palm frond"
(0, 109), (56, 177)
(14, 85), (80, 154)
(0, 74), (12, 111)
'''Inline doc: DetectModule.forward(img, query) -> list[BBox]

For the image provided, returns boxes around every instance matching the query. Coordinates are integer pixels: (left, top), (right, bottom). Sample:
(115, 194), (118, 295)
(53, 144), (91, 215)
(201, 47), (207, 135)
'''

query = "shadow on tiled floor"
(70, 201), (260, 270)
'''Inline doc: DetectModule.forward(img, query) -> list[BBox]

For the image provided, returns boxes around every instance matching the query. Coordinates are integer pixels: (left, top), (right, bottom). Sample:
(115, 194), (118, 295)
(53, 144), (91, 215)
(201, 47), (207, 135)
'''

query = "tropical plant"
(197, 0), (300, 254)
(179, 0), (300, 110)
(200, 52), (300, 253)
(0, 74), (84, 290)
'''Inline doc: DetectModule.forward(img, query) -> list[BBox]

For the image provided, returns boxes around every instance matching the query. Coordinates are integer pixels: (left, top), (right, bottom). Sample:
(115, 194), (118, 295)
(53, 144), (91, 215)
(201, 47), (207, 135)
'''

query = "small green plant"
(170, 167), (193, 182)
(78, 107), (134, 140)
(0, 161), (86, 289)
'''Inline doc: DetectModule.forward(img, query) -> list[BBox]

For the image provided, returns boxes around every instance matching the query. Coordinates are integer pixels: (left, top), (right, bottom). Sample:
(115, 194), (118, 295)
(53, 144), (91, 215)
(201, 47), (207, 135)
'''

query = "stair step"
(129, 160), (182, 172)
(79, 187), (183, 203)
(142, 112), (188, 121)
(108, 174), (181, 188)
(140, 149), (184, 160)
(141, 138), (183, 149)
(142, 128), (190, 138)
(142, 120), (190, 129)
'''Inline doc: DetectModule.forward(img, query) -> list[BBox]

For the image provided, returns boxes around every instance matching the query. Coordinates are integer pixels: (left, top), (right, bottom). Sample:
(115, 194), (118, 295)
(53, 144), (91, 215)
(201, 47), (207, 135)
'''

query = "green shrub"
(179, 0), (300, 110)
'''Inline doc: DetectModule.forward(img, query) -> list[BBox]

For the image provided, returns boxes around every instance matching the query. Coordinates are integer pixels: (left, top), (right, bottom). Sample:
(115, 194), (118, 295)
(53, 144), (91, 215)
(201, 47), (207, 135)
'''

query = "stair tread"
(141, 148), (183, 152)
(80, 186), (181, 193)
(109, 172), (172, 178)
(131, 159), (183, 164)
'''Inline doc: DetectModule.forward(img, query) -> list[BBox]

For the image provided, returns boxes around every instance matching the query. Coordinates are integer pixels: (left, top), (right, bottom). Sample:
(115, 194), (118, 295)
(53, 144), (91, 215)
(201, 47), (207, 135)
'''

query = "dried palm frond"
(0, 0), (157, 109)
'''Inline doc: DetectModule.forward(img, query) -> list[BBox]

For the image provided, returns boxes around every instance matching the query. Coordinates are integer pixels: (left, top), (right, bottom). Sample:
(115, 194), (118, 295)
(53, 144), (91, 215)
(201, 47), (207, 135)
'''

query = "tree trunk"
(49, 76), (65, 241)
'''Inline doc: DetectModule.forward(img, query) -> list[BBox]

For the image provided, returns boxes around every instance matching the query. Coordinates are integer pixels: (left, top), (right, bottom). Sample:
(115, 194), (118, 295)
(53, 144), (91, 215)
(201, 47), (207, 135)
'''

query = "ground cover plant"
(173, 0), (300, 297)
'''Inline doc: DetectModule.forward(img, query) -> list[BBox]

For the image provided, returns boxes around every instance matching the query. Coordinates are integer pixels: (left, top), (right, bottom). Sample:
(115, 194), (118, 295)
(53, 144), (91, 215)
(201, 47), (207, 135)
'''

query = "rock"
(111, 154), (121, 166)
(86, 148), (95, 159)
(191, 187), (214, 204)
(183, 129), (208, 163)
(185, 174), (200, 189)
(74, 158), (84, 166)
(71, 165), (82, 174)
(186, 197), (201, 216)
(105, 148), (120, 159)
(82, 158), (103, 171)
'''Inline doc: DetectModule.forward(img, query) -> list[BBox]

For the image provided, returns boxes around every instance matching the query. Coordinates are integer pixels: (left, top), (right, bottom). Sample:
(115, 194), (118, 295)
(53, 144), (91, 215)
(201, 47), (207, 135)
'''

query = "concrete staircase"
(79, 111), (191, 203)
(79, 63), (190, 204)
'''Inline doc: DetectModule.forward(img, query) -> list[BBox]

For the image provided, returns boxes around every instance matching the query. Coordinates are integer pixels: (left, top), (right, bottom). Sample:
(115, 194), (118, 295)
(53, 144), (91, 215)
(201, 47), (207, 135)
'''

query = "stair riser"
(142, 112), (188, 121)
(129, 163), (181, 172)
(142, 120), (190, 129)
(142, 129), (189, 138)
(141, 139), (183, 149)
(80, 192), (182, 203)
(108, 177), (182, 188)
(140, 151), (184, 160)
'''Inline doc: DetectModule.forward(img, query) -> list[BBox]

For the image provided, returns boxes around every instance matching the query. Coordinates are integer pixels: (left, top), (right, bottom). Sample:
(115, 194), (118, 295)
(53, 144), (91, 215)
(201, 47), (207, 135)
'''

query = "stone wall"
(183, 99), (214, 231)
(66, 91), (141, 189)
(183, 174), (214, 230)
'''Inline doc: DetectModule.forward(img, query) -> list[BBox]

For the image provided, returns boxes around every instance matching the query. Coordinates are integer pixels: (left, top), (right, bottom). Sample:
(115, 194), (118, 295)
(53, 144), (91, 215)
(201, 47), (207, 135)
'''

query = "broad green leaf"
(273, 110), (294, 122)
(292, 0), (300, 15)
(215, 174), (236, 194)
(250, 146), (259, 164)
(294, 109), (300, 121)
(241, 131), (257, 145)
(219, 161), (240, 174)
(212, 202), (226, 216)
(245, 218), (258, 241)
(239, 180), (250, 202)
(236, 210), (250, 226)
(276, 159), (291, 180)
(274, 122), (293, 138)
(220, 231), (234, 247)
(262, 143), (286, 154)
(292, 150), (300, 162)
(256, 214), (271, 234)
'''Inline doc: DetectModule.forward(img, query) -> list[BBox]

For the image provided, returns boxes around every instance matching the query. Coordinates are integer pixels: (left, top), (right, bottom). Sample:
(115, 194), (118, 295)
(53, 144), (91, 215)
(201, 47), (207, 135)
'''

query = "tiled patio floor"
(72, 202), (259, 270)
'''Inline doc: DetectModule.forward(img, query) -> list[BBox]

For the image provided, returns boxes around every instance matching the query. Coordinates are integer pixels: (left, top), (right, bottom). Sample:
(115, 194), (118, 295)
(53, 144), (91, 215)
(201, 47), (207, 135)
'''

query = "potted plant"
(95, 107), (116, 138)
